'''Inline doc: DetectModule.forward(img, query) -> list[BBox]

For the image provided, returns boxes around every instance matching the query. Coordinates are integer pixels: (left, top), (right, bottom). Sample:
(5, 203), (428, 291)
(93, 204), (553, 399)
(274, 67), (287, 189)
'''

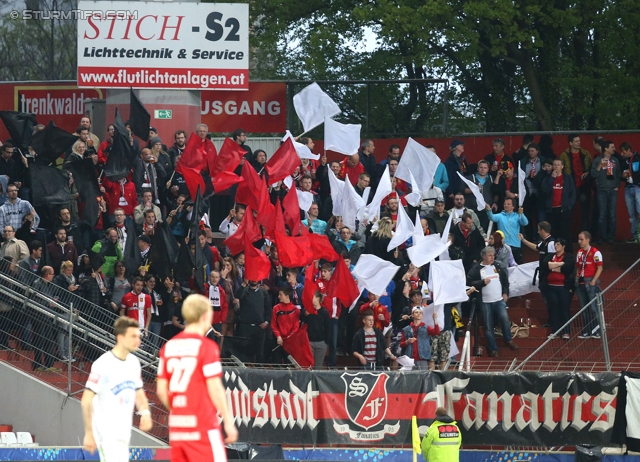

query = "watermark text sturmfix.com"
(10, 9), (138, 20)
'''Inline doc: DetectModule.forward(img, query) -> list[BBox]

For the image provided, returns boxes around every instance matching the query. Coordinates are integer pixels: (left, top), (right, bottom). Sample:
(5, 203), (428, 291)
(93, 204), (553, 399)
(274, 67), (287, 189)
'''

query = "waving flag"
(293, 82), (341, 133)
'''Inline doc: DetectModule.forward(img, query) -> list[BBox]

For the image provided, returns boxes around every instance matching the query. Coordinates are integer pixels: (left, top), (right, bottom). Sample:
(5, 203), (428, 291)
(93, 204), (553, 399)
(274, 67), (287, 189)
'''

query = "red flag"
(255, 177), (275, 229)
(176, 132), (207, 172)
(202, 136), (217, 173)
(302, 265), (319, 315)
(211, 171), (243, 193)
(274, 231), (314, 268)
(265, 198), (287, 243)
(210, 137), (245, 178)
(223, 206), (262, 256)
(282, 185), (302, 236)
(265, 138), (299, 184)
(327, 257), (360, 308)
(308, 233), (339, 262)
(244, 232), (271, 282)
(282, 324), (314, 368)
(235, 161), (263, 211)
(178, 166), (205, 202)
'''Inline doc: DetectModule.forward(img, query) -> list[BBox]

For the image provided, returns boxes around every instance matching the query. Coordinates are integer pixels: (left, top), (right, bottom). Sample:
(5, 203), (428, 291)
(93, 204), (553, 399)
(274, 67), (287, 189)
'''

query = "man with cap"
(149, 135), (172, 176)
(146, 127), (167, 151)
(444, 139), (468, 204)
(484, 138), (514, 173)
(421, 407), (462, 462)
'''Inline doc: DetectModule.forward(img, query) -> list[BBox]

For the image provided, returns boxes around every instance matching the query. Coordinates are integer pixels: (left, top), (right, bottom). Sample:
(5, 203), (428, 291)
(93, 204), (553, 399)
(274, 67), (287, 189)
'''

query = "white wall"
(0, 362), (166, 447)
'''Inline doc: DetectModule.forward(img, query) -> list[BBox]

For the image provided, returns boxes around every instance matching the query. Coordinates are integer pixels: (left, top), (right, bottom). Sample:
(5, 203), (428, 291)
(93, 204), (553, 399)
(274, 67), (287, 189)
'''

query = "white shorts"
(96, 437), (129, 462)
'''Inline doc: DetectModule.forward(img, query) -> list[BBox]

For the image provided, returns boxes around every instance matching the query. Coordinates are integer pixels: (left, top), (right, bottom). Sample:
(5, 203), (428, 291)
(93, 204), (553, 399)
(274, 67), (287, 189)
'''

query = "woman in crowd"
(544, 238), (576, 339)
(365, 217), (398, 262)
(489, 231), (517, 268)
(109, 261), (131, 314)
(65, 140), (87, 164)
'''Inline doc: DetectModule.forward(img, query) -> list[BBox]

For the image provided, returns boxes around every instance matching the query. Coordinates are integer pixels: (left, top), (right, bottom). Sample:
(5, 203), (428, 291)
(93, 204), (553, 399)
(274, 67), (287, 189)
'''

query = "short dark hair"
(175, 130), (186, 138)
(132, 276), (144, 286)
(286, 268), (299, 277)
(143, 273), (156, 283)
(358, 172), (370, 180)
(279, 286), (293, 297)
(460, 212), (473, 223)
(410, 289), (422, 298)
(504, 197), (514, 207)
(114, 316), (139, 337)
(568, 134), (579, 143)
(389, 144), (400, 152)
(300, 174), (312, 182)
(555, 237), (567, 248)
(141, 188), (153, 196)
(361, 310), (374, 318)
(320, 263), (333, 272)
(1, 143), (14, 153)
(231, 128), (245, 140)
(54, 227), (67, 235)
(29, 240), (42, 253)
(538, 221), (551, 234)
(235, 204), (246, 213)
(76, 126), (88, 134)
(600, 139), (614, 150)
(143, 209), (155, 218)
(528, 142), (540, 152)
(620, 141), (633, 152)
(198, 230), (207, 238)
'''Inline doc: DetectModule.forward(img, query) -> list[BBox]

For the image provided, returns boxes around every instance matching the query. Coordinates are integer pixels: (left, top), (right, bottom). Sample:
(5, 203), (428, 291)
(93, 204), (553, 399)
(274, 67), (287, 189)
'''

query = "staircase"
(461, 242), (640, 372)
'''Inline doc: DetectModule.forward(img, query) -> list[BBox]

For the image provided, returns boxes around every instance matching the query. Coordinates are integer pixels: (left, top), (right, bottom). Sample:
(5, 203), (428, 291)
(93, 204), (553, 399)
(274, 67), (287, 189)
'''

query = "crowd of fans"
(0, 120), (626, 369)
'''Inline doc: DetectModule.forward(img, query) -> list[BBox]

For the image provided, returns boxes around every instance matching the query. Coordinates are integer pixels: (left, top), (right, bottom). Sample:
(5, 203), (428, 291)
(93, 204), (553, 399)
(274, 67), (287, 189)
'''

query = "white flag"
(441, 209), (454, 244)
(364, 165), (392, 223)
(518, 164), (527, 207)
(328, 169), (344, 217)
(341, 175), (365, 232)
(508, 261), (540, 297)
(396, 138), (441, 192)
(412, 211), (424, 245)
(407, 234), (449, 268)
(387, 197), (414, 251)
(324, 117), (361, 156)
(405, 170), (422, 207)
(292, 82), (341, 133)
(429, 260), (469, 305)
(352, 254), (400, 296)
(282, 130), (320, 160)
(296, 190), (314, 212)
(456, 172), (486, 211)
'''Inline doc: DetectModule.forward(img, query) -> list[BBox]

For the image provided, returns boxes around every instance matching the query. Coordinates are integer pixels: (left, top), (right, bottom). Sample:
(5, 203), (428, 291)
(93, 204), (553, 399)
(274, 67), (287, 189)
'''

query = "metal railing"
(0, 261), (169, 440)
(514, 257), (640, 372)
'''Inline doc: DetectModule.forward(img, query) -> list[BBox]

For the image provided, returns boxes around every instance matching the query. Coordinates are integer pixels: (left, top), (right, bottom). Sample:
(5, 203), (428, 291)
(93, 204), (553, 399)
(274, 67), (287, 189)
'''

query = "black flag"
(65, 159), (100, 228)
(30, 164), (70, 207)
(129, 89), (150, 141)
(0, 111), (37, 153)
(104, 108), (136, 181)
(149, 221), (180, 281)
(189, 186), (209, 291)
(32, 120), (78, 166)
(174, 238), (195, 282)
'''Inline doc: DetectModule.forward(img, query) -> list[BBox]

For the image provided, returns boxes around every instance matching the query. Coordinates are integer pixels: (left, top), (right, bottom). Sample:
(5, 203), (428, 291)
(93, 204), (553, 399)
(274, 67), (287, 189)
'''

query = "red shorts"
(171, 429), (226, 462)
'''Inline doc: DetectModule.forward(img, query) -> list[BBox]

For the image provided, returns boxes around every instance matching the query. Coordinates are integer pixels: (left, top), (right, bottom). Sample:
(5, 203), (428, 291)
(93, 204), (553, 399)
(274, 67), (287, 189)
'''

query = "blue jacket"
(486, 209), (528, 248)
(402, 323), (432, 360)
(434, 163), (449, 192)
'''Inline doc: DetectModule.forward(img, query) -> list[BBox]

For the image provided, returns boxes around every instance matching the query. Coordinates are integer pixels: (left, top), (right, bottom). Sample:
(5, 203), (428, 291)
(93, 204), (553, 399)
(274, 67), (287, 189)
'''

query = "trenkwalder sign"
(223, 369), (618, 446)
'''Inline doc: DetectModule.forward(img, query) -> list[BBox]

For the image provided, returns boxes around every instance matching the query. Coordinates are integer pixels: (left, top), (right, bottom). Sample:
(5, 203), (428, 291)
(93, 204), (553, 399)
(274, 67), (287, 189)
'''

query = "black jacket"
(234, 285), (272, 324)
(352, 327), (387, 366)
(540, 173), (576, 213)
(542, 252), (576, 293)
(466, 261), (509, 303)
(452, 223), (485, 271)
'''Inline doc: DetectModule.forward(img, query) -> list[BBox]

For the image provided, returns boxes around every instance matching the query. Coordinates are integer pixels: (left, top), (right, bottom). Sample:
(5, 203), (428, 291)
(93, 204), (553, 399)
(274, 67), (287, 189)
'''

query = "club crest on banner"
(333, 372), (400, 441)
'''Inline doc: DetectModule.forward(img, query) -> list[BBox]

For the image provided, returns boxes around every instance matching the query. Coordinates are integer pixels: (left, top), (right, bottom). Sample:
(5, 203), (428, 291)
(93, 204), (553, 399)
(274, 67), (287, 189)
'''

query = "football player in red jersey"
(157, 294), (238, 462)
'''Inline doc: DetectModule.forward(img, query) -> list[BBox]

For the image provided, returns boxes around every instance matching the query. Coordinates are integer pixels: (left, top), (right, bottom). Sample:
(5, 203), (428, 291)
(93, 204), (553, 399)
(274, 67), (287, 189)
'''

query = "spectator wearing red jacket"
(97, 124), (114, 165)
(340, 154), (365, 185)
(204, 271), (228, 343)
(103, 175), (137, 221)
(271, 286), (301, 350)
(359, 293), (390, 331)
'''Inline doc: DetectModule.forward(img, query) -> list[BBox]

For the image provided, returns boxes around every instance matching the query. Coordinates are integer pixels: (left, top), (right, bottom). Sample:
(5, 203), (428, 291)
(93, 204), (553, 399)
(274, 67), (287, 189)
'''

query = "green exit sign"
(154, 109), (173, 119)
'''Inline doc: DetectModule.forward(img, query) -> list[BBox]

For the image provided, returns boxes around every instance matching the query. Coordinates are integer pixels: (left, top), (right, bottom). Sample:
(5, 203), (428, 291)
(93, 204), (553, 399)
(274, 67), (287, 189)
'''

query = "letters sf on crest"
(341, 372), (389, 431)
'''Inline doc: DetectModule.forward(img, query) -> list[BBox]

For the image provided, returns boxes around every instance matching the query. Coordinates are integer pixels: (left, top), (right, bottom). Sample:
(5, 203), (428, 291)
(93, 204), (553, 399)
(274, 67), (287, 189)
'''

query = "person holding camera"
(166, 194), (191, 240)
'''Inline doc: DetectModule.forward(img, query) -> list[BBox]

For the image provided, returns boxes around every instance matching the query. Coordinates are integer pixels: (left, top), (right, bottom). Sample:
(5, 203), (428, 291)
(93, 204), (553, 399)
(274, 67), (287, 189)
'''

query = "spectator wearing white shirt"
(219, 204), (246, 239)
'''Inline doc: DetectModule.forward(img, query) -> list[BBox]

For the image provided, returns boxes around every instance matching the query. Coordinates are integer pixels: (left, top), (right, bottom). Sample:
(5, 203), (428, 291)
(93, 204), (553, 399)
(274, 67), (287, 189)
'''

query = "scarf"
(209, 284), (221, 311)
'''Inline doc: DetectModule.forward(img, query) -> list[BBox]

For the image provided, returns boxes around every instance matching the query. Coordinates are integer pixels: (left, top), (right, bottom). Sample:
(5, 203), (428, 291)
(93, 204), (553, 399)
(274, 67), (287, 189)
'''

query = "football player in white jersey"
(81, 317), (153, 462)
